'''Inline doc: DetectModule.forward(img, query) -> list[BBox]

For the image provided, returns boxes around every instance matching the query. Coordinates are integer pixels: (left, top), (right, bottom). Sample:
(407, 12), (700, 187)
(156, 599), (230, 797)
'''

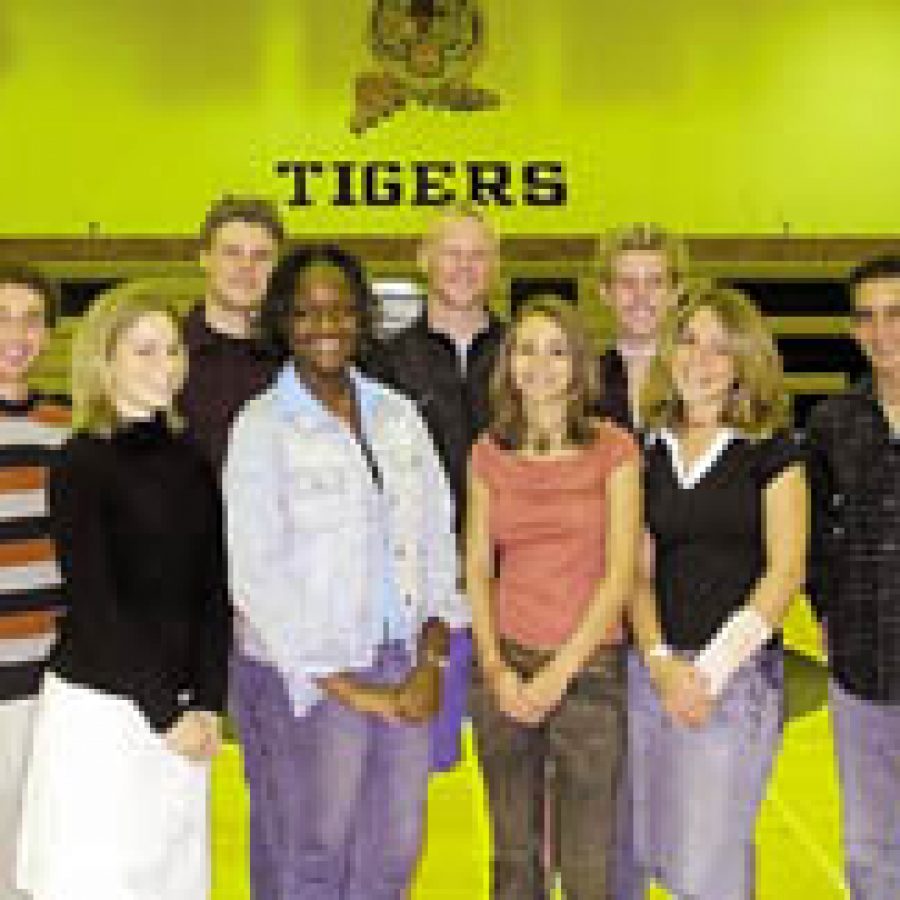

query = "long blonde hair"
(640, 283), (789, 437)
(71, 281), (186, 435)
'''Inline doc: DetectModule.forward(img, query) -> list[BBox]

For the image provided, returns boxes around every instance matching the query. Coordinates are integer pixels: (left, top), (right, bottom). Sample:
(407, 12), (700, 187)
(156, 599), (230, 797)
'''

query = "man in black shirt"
(179, 195), (285, 900)
(806, 256), (900, 900)
(593, 223), (688, 430)
(180, 194), (285, 469)
(376, 209), (505, 776)
(593, 224), (688, 900)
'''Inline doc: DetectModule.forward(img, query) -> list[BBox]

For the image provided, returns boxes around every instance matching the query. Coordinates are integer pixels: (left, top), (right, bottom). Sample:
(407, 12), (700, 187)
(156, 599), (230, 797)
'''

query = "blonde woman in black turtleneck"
(16, 283), (231, 900)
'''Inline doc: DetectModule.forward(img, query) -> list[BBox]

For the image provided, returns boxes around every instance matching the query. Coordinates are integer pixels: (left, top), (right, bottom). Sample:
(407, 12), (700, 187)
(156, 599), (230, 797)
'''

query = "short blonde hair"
(417, 205), (498, 274)
(640, 283), (789, 437)
(71, 282), (186, 435)
(595, 223), (688, 288)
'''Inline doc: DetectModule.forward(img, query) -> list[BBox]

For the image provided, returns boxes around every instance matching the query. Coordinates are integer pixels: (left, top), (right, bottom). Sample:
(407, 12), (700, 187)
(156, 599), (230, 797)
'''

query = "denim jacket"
(224, 364), (469, 716)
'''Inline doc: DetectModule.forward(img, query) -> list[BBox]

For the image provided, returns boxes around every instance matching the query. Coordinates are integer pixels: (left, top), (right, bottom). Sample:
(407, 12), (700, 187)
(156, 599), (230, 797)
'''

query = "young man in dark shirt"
(594, 224), (688, 431)
(179, 195), (285, 900)
(180, 194), (285, 469)
(594, 225), (688, 900)
(376, 210), (506, 775)
(0, 264), (67, 900)
(806, 256), (900, 900)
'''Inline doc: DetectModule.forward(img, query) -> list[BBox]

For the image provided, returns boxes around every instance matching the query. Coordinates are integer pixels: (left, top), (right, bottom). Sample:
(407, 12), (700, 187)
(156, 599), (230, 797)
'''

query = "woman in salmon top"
(466, 295), (640, 900)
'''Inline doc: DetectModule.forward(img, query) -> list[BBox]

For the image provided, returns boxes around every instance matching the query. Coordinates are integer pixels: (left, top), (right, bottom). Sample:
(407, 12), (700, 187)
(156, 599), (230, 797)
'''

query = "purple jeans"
(233, 644), (430, 900)
(628, 646), (783, 900)
(231, 653), (283, 900)
(830, 679), (900, 900)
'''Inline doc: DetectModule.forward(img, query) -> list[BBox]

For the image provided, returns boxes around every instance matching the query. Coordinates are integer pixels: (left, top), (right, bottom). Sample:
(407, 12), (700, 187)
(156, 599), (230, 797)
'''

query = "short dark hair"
(259, 244), (377, 367)
(848, 255), (900, 295)
(0, 262), (60, 326)
(201, 194), (286, 248)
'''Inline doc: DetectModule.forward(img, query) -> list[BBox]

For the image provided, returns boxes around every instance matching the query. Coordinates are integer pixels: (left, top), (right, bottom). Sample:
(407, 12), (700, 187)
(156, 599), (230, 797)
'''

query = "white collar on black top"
(655, 427), (738, 489)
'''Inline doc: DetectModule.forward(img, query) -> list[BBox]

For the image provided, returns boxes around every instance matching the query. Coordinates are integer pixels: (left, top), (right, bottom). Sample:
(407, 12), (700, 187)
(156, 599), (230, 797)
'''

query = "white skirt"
(16, 672), (210, 900)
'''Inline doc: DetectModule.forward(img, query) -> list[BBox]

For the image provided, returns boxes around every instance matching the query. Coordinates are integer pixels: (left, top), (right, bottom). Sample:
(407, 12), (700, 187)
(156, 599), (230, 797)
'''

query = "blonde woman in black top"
(17, 283), (230, 900)
(629, 284), (808, 899)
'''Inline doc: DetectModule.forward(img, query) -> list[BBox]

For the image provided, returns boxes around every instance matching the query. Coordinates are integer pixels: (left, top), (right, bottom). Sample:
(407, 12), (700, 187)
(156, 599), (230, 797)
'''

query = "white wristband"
(646, 642), (672, 665)
(693, 607), (772, 697)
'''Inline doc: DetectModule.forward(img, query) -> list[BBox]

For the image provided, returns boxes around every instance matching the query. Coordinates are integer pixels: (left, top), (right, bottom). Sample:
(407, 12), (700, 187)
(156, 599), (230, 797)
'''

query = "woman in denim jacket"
(223, 246), (469, 900)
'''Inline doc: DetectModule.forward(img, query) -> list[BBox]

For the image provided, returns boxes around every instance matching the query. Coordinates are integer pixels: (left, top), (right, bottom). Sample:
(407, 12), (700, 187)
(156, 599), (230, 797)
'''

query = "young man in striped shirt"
(0, 263), (68, 899)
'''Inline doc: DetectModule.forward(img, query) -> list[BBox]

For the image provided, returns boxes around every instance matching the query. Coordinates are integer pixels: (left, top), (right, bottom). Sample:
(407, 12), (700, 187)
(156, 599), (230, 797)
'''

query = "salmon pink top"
(469, 422), (637, 650)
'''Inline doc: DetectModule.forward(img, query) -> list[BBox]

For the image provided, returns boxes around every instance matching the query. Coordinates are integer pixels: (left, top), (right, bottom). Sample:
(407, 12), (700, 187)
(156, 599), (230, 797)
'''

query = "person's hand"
(487, 664), (542, 726)
(519, 664), (571, 721)
(419, 619), (449, 667)
(394, 663), (442, 723)
(349, 682), (405, 722)
(649, 656), (714, 728)
(165, 710), (221, 761)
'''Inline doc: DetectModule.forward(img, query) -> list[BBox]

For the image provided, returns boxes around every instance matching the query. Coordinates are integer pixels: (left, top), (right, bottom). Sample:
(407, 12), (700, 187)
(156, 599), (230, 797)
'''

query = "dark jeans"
(470, 639), (626, 900)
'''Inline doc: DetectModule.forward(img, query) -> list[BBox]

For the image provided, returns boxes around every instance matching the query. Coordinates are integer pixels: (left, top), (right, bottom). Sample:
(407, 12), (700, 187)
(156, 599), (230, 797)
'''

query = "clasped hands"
(323, 620), (448, 724)
(649, 655), (715, 727)
(338, 662), (443, 724)
(486, 659), (571, 727)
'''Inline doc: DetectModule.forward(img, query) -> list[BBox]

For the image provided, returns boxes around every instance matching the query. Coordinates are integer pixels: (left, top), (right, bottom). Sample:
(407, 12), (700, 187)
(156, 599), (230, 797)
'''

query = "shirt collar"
(184, 304), (274, 358)
(412, 308), (505, 350)
(657, 427), (738, 489)
(272, 363), (381, 426)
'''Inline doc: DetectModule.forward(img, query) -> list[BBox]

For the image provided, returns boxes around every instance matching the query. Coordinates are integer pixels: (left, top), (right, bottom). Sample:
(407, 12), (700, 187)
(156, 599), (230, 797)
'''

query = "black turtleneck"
(49, 415), (231, 731)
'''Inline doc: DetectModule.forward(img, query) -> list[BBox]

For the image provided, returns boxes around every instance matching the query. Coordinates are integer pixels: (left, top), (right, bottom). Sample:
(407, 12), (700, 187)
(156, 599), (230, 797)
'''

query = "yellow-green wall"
(1, 0), (899, 236)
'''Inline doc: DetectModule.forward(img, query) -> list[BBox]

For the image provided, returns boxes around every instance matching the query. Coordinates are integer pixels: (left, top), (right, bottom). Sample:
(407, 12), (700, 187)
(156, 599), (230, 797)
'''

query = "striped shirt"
(0, 393), (68, 702)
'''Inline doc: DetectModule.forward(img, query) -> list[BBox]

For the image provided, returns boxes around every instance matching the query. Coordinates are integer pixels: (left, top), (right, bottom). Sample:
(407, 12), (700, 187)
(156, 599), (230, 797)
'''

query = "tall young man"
(376, 209), (506, 772)
(179, 195), (285, 900)
(594, 225), (687, 900)
(180, 194), (285, 469)
(0, 264), (68, 899)
(806, 256), (900, 900)
(594, 224), (688, 430)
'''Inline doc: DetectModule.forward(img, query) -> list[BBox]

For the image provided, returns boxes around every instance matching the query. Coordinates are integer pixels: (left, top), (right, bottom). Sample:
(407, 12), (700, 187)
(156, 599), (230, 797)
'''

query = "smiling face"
(511, 312), (574, 406)
(107, 311), (186, 421)
(0, 282), (47, 394)
(289, 273), (360, 380)
(608, 248), (673, 342)
(853, 276), (900, 386)
(422, 214), (494, 315)
(202, 219), (279, 317)
(670, 306), (736, 423)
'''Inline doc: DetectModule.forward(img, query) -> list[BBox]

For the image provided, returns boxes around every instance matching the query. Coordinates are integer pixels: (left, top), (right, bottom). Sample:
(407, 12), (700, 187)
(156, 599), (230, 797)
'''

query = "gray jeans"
(470, 640), (626, 900)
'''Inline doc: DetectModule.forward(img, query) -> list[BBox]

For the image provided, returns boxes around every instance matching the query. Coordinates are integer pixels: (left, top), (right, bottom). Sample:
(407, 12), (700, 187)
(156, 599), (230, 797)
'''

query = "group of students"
(0, 198), (896, 900)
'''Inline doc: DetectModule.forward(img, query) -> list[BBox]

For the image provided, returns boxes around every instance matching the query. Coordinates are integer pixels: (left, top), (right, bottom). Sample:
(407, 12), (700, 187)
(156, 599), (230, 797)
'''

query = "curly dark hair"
(258, 244), (379, 369)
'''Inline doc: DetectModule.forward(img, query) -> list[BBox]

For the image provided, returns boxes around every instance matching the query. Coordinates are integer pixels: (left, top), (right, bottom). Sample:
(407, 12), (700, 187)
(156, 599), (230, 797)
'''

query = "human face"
(290, 280), (360, 379)
(852, 277), (900, 385)
(424, 216), (494, 314)
(108, 312), (186, 420)
(670, 306), (736, 424)
(202, 220), (279, 315)
(608, 249), (672, 342)
(511, 313), (573, 405)
(0, 283), (46, 392)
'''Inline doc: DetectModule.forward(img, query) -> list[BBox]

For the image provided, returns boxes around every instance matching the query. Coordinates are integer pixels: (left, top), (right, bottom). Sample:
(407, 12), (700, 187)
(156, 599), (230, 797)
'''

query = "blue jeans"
(830, 679), (900, 900)
(628, 647), (783, 900)
(234, 644), (430, 900)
